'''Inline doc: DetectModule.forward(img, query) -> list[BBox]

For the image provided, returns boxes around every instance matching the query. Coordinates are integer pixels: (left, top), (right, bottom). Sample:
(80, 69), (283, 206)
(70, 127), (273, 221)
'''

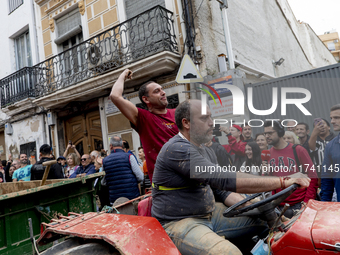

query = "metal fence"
(0, 67), (36, 107)
(0, 5), (178, 107)
(246, 62), (340, 134)
(34, 5), (178, 98)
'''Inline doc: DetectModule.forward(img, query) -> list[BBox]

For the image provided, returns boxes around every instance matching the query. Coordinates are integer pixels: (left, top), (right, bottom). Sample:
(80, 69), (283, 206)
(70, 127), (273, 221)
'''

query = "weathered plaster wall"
(194, 0), (336, 78)
(5, 115), (45, 159)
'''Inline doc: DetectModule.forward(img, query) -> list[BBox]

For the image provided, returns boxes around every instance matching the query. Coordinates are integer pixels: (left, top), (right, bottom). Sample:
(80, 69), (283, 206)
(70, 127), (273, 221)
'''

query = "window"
(334, 39), (339, 43)
(15, 31), (32, 70)
(11, 31), (34, 100)
(55, 9), (84, 82)
(8, 0), (23, 14)
(20, 141), (37, 160)
(328, 42), (336, 51)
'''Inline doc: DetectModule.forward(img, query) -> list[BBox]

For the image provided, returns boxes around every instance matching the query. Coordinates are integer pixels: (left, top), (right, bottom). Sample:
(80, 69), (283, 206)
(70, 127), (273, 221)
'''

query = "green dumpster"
(0, 172), (104, 255)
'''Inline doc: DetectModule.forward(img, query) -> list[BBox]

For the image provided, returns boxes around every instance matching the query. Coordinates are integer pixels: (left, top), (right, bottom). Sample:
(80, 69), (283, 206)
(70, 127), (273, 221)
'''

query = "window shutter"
(55, 9), (82, 43)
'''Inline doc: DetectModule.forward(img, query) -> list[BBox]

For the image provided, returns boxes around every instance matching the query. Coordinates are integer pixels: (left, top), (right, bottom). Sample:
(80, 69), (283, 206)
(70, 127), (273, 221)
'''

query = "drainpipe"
(218, 0), (235, 69)
(31, 0), (40, 63)
(42, 112), (48, 145)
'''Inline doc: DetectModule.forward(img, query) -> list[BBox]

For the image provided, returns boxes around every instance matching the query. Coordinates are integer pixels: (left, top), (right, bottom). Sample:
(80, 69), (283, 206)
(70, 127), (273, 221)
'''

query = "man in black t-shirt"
(31, 144), (64, 180)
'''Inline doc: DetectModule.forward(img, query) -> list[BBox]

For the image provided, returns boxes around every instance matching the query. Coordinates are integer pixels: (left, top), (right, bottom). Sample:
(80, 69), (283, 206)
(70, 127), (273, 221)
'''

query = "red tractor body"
(271, 200), (340, 254)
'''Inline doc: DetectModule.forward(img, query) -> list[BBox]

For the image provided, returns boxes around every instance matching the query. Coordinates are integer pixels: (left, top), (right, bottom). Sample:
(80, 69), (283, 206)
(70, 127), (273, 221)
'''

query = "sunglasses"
(81, 158), (89, 161)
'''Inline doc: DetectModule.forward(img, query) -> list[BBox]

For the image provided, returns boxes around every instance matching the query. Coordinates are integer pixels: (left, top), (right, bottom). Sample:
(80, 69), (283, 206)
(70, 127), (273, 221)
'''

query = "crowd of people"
(0, 139), (150, 197)
(109, 69), (340, 254)
(0, 68), (339, 254)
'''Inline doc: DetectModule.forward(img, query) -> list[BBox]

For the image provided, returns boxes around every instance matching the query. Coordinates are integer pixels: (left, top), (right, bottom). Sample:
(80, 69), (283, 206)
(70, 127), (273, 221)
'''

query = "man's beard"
(191, 129), (213, 145)
(269, 137), (280, 146)
(20, 159), (29, 165)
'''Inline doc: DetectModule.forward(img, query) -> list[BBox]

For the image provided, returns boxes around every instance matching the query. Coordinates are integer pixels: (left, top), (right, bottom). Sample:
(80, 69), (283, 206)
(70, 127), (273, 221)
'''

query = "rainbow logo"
(197, 82), (223, 106)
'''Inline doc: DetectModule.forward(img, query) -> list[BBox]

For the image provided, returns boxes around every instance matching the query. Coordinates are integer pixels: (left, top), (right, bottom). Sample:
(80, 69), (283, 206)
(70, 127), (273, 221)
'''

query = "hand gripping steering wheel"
(223, 184), (299, 218)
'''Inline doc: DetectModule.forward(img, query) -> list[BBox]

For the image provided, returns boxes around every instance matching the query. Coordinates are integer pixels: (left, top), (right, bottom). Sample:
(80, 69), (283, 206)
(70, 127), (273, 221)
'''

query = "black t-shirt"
(31, 157), (64, 180)
(310, 132), (336, 178)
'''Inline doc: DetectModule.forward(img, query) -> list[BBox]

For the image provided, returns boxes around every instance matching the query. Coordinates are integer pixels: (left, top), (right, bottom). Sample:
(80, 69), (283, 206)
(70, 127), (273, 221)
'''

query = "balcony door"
(65, 110), (103, 156)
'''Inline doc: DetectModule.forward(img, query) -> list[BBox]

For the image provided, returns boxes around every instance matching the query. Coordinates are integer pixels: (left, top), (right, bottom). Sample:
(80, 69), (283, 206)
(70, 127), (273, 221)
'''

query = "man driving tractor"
(152, 100), (311, 255)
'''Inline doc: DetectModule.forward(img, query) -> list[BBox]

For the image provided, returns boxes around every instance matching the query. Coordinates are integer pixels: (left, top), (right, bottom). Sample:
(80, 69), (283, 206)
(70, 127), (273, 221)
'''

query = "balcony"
(0, 5), (180, 111)
(0, 67), (37, 108)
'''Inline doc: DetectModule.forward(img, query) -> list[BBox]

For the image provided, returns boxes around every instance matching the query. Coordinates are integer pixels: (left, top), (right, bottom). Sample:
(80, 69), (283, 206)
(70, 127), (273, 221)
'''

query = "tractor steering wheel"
(223, 183), (299, 218)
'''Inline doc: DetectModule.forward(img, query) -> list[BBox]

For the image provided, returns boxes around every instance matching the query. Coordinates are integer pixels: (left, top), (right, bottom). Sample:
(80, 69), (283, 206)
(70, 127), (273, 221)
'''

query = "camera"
(213, 124), (221, 136)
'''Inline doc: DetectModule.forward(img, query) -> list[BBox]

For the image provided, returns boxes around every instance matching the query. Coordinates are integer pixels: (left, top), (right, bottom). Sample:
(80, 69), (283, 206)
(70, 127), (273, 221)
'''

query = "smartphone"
(69, 140), (72, 145)
(314, 118), (322, 126)
(213, 124), (221, 136)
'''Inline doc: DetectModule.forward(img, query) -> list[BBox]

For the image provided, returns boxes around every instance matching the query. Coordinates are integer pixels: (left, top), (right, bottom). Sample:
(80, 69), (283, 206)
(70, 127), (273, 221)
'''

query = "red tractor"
(37, 184), (340, 254)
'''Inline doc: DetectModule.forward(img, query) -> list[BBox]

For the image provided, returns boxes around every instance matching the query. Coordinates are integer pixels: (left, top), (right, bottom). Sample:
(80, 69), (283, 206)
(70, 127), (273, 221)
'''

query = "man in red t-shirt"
(264, 120), (318, 218)
(110, 69), (179, 182)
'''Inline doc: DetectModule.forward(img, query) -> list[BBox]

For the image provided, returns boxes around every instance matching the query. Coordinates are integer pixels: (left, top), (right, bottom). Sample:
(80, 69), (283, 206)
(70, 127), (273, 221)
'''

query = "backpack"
(292, 144), (302, 172)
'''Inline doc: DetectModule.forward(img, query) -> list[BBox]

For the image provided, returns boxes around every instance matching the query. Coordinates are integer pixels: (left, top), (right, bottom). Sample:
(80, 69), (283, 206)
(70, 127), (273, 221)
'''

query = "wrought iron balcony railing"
(34, 5), (178, 98)
(0, 67), (37, 108)
(0, 5), (178, 108)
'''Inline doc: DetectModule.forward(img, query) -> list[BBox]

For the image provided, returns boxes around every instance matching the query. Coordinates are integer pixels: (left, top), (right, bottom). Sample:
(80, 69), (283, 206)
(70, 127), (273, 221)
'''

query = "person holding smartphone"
(309, 118), (336, 186)
(63, 140), (81, 160)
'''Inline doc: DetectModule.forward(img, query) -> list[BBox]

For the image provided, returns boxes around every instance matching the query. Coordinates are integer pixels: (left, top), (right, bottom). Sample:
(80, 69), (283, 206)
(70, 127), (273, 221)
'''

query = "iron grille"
(33, 5), (178, 98)
(0, 5), (178, 107)
(0, 67), (37, 107)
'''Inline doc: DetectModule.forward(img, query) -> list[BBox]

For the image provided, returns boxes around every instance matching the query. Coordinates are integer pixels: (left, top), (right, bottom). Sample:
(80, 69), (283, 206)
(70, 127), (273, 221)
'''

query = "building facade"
(0, 0), (336, 160)
(319, 30), (340, 62)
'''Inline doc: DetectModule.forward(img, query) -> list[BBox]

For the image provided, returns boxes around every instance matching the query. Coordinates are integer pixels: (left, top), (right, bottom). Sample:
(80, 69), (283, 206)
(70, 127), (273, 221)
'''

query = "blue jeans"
(163, 203), (267, 255)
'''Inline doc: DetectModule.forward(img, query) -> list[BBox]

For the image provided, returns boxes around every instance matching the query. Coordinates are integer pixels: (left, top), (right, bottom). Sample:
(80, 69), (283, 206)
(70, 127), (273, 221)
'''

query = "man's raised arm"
(109, 69), (139, 126)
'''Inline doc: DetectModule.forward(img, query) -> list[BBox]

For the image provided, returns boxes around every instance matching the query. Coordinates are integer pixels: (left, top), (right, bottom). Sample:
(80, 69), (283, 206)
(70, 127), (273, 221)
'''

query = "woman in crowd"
(138, 146), (150, 193)
(63, 143), (81, 159)
(283, 131), (300, 145)
(94, 156), (103, 172)
(255, 133), (269, 151)
(65, 153), (80, 178)
(241, 142), (262, 176)
(8, 165), (16, 182)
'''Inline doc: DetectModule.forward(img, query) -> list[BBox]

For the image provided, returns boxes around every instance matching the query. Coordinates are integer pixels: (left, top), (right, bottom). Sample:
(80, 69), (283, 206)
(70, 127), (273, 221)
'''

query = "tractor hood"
(310, 200), (340, 251)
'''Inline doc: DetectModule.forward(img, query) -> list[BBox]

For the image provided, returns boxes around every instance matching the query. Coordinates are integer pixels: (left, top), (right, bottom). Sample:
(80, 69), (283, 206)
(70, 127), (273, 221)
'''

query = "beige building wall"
(36, 0), (184, 59)
(319, 32), (340, 61)
(86, 0), (118, 37)
(38, 0), (87, 59)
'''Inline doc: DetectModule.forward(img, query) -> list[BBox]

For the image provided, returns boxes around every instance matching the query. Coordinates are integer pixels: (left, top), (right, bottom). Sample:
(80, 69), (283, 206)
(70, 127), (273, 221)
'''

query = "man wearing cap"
(220, 124), (246, 170)
(31, 144), (64, 180)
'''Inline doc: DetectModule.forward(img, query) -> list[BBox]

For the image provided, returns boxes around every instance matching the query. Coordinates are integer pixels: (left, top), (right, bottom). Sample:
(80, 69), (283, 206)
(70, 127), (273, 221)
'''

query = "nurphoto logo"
(200, 83), (312, 128)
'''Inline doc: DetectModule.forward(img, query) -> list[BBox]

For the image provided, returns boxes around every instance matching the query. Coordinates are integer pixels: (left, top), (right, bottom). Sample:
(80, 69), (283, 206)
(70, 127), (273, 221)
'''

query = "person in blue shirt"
(69, 154), (96, 178)
(12, 154), (32, 182)
(321, 104), (340, 201)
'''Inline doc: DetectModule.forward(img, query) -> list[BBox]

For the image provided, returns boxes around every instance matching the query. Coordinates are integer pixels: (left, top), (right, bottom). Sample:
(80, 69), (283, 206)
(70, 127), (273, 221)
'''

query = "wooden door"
(65, 110), (103, 155)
